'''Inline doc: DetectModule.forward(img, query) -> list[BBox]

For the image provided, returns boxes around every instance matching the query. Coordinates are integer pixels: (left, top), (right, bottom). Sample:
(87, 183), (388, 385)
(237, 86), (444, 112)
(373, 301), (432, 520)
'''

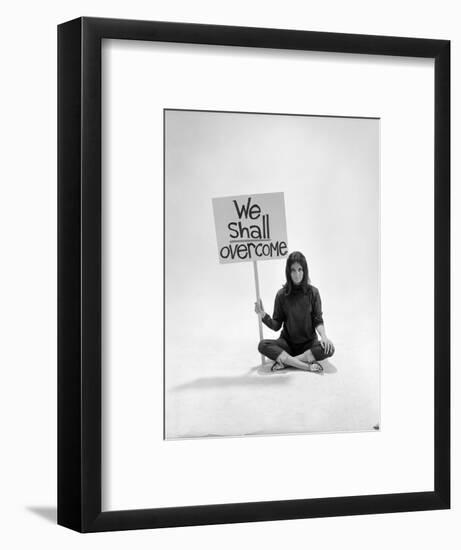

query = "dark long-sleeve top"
(262, 284), (324, 345)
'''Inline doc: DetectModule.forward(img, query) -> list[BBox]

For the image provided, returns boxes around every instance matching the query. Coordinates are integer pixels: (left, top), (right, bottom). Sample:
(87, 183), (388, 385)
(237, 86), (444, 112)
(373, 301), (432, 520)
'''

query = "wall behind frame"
(0, 0), (457, 548)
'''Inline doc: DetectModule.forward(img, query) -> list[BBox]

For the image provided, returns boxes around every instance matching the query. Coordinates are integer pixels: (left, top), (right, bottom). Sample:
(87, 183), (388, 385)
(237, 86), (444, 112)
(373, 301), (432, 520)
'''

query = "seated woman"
(255, 251), (335, 372)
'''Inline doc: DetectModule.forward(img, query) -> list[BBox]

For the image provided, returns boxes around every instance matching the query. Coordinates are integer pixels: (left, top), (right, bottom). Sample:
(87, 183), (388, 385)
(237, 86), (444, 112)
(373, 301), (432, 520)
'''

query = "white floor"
(165, 330), (380, 439)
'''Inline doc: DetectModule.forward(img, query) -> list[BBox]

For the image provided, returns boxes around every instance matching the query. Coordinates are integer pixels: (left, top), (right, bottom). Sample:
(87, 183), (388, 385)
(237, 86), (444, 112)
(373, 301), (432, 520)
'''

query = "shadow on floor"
(251, 359), (338, 376)
(171, 363), (292, 391)
(26, 506), (57, 524)
(171, 359), (337, 391)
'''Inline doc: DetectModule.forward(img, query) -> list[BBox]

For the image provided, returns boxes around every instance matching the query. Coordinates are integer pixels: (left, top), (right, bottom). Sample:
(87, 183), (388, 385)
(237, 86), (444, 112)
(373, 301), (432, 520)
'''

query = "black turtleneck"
(262, 284), (324, 345)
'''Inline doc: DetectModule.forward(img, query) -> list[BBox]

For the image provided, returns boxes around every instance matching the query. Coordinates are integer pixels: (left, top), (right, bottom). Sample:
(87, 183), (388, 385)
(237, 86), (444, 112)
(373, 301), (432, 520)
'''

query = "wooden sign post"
(212, 192), (289, 366)
(253, 260), (265, 365)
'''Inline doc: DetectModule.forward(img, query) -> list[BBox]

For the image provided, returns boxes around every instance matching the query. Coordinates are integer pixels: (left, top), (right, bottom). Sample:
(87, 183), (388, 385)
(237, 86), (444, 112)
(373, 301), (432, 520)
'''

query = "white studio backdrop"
(164, 110), (379, 440)
(101, 39), (434, 511)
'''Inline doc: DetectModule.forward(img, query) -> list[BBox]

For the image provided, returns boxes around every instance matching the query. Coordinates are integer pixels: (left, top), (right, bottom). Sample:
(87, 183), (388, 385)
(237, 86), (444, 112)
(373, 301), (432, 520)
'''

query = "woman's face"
(290, 262), (304, 285)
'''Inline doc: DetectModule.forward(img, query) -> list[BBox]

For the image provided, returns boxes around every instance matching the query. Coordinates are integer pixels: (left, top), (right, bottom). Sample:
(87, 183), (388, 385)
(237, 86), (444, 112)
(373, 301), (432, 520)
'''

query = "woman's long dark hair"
(283, 251), (311, 295)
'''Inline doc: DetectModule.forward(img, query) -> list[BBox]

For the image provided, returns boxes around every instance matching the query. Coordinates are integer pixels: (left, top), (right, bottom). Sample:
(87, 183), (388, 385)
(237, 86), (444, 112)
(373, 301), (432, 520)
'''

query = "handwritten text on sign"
(212, 192), (288, 264)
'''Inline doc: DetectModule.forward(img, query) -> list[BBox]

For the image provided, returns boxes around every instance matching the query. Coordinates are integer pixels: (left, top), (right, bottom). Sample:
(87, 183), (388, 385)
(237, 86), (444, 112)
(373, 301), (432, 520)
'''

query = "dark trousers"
(258, 337), (335, 362)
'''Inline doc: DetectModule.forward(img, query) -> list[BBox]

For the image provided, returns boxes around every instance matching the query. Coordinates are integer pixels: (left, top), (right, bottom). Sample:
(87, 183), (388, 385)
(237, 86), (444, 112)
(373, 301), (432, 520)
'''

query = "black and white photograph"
(164, 109), (380, 439)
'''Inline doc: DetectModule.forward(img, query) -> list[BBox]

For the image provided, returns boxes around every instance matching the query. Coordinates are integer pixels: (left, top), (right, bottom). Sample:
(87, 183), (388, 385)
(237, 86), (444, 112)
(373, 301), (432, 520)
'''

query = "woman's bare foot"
(277, 351), (323, 372)
(270, 358), (286, 371)
(306, 361), (323, 372)
(290, 361), (323, 372)
(295, 349), (316, 363)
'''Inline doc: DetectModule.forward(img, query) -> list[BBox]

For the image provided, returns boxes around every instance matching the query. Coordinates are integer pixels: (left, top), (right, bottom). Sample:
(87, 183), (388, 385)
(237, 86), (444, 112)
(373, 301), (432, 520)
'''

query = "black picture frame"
(58, 17), (450, 532)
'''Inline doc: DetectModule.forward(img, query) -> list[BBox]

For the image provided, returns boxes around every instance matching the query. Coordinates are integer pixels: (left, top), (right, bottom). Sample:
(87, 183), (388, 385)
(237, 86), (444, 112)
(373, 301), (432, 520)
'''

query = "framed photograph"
(164, 109), (380, 440)
(58, 17), (450, 532)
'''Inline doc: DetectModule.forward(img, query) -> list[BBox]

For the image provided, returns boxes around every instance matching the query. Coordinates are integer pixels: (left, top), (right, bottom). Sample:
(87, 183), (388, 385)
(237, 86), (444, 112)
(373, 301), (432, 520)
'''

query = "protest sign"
(212, 192), (288, 264)
(212, 192), (289, 365)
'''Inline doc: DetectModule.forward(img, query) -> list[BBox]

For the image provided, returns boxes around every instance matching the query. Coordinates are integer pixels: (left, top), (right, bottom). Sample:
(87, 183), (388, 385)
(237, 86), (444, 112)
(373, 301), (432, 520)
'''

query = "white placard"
(212, 192), (288, 263)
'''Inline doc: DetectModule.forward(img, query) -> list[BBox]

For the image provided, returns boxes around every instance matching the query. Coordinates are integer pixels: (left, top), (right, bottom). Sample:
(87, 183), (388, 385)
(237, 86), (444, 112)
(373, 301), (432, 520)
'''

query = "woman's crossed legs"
(258, 337), (335, 371)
